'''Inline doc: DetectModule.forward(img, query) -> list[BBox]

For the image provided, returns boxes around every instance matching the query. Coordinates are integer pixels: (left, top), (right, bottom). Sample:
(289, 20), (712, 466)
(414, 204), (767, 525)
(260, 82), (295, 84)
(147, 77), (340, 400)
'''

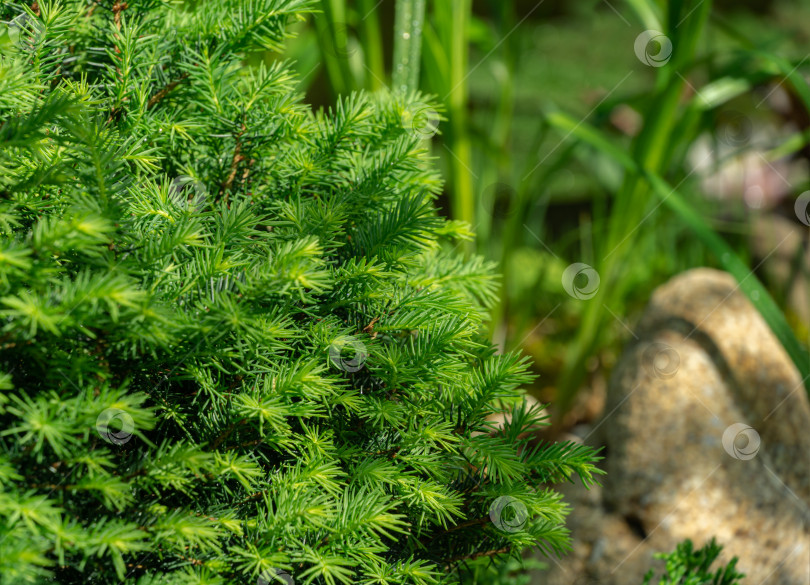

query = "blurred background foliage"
(277, 0), (810, 425)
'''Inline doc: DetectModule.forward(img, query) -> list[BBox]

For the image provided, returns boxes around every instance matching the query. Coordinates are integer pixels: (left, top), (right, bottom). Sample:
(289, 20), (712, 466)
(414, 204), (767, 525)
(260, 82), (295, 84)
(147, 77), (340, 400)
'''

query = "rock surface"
(536, 268), (810, 585)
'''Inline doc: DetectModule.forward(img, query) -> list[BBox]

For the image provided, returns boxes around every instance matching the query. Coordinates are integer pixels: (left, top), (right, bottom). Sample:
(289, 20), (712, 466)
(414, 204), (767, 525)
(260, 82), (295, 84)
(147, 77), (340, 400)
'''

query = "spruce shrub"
(642, 539), (744, 585)
(0, 1), (602, 583)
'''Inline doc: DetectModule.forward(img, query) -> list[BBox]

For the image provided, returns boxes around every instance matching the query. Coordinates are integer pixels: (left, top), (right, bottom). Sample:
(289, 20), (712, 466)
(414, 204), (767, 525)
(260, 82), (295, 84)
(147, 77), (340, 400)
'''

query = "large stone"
(537, 268), (810, 585)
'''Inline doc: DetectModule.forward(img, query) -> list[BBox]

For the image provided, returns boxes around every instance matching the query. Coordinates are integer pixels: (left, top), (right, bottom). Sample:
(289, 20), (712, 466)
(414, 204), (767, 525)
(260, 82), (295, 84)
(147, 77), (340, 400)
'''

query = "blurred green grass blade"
(314, 0), (353, 96)
(625, 0), (663, 32)
(554, 0), (712, 414)
(547, 110), (810, 394)
(393, 0), (426, 93)
(644, 172), (810, 390)
(765, 129), (810, 161)
(357, 0), (385, 90)
(712, 20), (810, 112)
(428, 0), (475, 248)
(689, 76), (752, 110)
(549, 111), (638, 170)
(421, 22), (448, 101)
(752, 50), (810, 113)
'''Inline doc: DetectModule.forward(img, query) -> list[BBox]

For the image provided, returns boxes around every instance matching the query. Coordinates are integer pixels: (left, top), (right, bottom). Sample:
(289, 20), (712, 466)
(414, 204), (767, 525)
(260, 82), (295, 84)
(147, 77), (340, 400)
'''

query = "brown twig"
(219, 124), (247, 199)
(224, 437), (265, 451)
(362, 316), (380, 334)
(235, 489), (269, 506)
(209, 418), (247, 450)
(240, 157), (256, 193)
(176, 554), (205, 566)
(439, 516), (489, 534)
(28, 483), (70, 490)
(147, 73), (189, 110)
(444, 546), (510, 565)
(112, 1), (128, 30)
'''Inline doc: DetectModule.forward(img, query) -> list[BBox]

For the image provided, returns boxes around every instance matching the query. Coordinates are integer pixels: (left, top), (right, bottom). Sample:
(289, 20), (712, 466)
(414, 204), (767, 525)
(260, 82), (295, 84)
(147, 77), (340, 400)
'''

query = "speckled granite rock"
(537, 268), (810, 585)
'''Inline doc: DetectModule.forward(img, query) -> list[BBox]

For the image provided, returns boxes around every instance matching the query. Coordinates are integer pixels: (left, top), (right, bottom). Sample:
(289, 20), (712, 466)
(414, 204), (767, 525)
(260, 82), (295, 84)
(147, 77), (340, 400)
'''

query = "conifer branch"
(0, 2), (601, 582)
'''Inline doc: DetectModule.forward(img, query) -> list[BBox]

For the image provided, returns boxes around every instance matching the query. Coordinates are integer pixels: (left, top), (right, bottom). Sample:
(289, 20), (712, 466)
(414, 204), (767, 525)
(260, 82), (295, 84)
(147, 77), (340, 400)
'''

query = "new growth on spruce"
(0, 1), (603, 583)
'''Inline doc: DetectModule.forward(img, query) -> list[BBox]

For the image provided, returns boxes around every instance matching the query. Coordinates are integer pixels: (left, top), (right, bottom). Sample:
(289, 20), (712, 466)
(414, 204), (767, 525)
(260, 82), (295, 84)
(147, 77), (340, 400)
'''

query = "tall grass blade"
(547, 110), (810, 393)
(392, 0), (426, 93)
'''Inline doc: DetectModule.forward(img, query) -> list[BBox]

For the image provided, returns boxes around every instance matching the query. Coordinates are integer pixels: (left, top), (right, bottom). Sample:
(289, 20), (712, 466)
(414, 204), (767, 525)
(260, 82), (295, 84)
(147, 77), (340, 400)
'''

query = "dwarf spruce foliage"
(642, 539), (744, 585)
(0, 1), (603, 583)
